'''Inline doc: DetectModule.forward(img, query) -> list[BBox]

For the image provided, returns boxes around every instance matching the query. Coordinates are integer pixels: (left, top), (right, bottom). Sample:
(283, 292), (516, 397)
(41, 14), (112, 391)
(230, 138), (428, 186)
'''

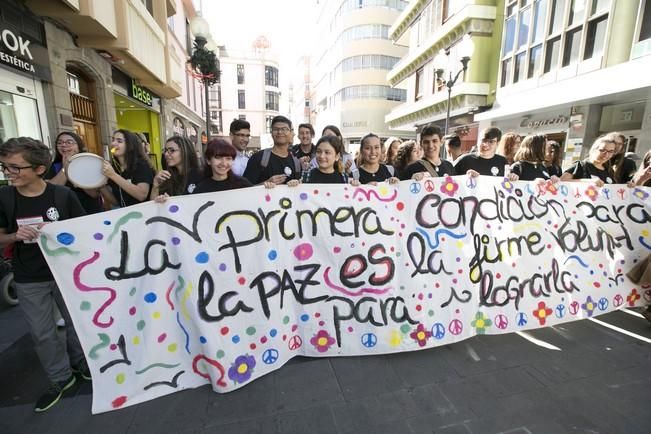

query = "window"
(549, 0), (566, 34)
(568, 0), (585, 25)
(531, 0), (548, 44)
(210, 110), (218, 120)
(503, 16), (516, 54)
(265, 91), (279, 111)
(544, 36), (561, 72)
(415, 68), (425, 101)
(265, 66), (279, 87)
(444, 0), (464, 20)
(640, 1), (651, 42)
(238, 90), (246, 109)
(517, 7), (531, 49)
(333, 85), (406, 102)
(562, 27), (582, 66)
(501, 58), (512, 86)
(528, 44), (543, 78)
(514, 52), (527, 83)
(584, 15), (608, 59)
(590, 0), (610, 15)
(238, 115), (246, 121)
(141, 0), (153, 15)
(237, 64), (244, 85)
(266, 116), (274, 133)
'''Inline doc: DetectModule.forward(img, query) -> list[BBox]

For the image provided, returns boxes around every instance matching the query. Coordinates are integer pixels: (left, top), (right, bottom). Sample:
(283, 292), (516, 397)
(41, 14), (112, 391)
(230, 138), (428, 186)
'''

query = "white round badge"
(491, 166), (499, 176)
(606, 177), (613, 184)
(284, 166), (292, 176)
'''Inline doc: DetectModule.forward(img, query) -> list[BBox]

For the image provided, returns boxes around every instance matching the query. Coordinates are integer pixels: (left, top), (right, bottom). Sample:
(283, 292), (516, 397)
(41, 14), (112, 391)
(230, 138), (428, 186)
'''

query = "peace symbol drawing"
(613, 294), (624, 307)
(448, 319), (463, 335)
(555, 304), (566, 318)
(409, 182), (421, 194)
(598, 297), (608, 311)
(361, 333), (377, 348)
(288, 335), (302, 351)
(431, 323), (446, 339)
(424, 180), (435, 192)
(262, 349), (279, 365)
(516, 312), (528, 326)
(494, 314), (508, 330)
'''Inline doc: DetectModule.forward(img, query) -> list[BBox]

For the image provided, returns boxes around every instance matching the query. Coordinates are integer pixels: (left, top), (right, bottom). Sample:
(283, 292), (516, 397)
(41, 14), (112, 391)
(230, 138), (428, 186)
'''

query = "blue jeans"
(16, 280), (84, 383)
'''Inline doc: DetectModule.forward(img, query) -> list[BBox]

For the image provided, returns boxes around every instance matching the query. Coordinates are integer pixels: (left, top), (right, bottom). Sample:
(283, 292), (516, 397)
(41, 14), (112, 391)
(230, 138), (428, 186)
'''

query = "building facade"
(215, 41), (281, 151)
(313, 0), (414, 151)
(385, 0), (504, 152)
(476, 0), (651, 167)
(289, 55), (315, 128)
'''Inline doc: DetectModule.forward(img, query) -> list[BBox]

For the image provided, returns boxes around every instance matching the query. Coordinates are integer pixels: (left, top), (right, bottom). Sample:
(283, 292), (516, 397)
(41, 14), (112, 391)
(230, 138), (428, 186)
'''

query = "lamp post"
(434, 35), (475, 136)
(189, 16), (220, 147)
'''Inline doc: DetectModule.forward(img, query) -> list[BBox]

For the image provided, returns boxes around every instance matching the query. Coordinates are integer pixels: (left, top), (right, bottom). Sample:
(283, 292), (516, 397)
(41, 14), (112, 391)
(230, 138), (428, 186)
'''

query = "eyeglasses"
(163, 148), (179, 154)
(272, 127), (290, 134)
(597, 148), (615, 155)
(482, 138), (498, 144)
(56, 139), (76, 146)
(0, 162), (34, 174)
(233, 133), (251, 138)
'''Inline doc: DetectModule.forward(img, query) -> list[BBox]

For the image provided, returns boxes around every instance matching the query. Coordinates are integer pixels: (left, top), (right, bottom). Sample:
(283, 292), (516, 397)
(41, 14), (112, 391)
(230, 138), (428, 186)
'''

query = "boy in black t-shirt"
(0, 137), (89, 413)
(454, 127), (519, 181)
(243, 116), (302, 185)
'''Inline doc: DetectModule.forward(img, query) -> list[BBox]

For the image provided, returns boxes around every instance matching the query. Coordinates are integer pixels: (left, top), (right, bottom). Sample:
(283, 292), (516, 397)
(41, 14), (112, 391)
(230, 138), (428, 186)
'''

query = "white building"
(289, 55), (314, 129)
(476, 0), (651, 166)
(312, 0), (415, 151)
(214, 38), (280, 150)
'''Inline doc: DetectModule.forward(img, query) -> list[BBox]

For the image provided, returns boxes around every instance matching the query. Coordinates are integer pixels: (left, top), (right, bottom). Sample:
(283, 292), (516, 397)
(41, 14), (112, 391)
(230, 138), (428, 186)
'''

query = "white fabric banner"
(39, 176), (650, 413)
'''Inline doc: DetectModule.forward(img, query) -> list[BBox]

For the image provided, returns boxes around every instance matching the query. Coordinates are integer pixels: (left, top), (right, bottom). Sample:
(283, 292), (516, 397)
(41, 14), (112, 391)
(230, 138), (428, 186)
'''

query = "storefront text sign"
(129, 80), (153, 106)
(520, 114), (568, 130)
(39, 177), (650, 413)
(0, 23), (51, 81)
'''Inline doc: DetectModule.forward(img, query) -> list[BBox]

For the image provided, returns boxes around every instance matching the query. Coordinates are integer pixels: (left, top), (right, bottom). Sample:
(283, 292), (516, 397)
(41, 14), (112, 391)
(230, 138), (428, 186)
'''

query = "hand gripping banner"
(38, 176), (650, 413)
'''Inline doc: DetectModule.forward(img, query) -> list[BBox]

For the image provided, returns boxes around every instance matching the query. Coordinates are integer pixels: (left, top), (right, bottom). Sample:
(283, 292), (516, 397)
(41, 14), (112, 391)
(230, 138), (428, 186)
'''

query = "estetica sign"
(0, 24), (51, 81)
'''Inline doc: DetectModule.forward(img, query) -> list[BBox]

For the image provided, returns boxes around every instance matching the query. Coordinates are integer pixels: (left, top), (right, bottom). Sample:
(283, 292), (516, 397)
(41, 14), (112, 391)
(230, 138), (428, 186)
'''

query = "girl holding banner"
(193, 139), (252, 194)
(150, 135), (203, 202)
(356, 133), (399, 185)
(560, 136), (617, 186)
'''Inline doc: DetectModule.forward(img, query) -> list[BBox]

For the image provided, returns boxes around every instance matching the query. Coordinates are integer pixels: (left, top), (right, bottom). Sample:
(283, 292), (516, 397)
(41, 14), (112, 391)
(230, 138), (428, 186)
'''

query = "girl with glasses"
(46, 131), (102, 214)
(560, 136), (616, 186)
(150, 136), (203, 202)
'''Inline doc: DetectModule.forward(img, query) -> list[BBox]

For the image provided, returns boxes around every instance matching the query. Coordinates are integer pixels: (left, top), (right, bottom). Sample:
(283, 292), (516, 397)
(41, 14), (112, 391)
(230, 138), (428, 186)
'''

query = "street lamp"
(189, 16), (220, 146)
(434, 35), (475, 135)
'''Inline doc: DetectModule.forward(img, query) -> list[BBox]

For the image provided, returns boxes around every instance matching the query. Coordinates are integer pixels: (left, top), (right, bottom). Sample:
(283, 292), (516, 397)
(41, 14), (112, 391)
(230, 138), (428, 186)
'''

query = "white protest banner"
(39, 176), (650, 413)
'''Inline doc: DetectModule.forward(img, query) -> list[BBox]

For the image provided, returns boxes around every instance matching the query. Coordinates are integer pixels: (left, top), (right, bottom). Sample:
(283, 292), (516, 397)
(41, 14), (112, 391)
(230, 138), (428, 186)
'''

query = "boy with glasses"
(0, 137), (90, 412)
(229, 119), (251, 176)
(243, 115), (301, 185)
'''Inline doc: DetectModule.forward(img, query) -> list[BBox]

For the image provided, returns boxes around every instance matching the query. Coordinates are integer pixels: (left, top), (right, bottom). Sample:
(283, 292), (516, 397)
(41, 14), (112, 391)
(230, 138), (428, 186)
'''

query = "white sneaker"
(56, 318), (65, 328)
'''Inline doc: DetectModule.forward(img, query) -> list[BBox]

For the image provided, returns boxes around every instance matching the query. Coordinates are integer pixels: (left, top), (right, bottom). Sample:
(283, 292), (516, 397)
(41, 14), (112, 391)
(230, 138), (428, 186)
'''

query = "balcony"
(26, 0), (117, 39)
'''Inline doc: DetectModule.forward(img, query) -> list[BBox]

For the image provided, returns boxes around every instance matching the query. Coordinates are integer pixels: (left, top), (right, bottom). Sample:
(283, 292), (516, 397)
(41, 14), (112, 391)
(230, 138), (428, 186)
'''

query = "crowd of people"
(0, 115), (650, 413)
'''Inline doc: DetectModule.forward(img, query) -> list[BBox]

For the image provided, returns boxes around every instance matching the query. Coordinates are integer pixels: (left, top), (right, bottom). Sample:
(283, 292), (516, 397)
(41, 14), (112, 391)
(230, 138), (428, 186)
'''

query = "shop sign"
(0, 24), (51, 81)
(343, 121), (367, 128)
(129, 80), (153, 106)
(173, 117), (185, 136)
(519, 114), (568, 130)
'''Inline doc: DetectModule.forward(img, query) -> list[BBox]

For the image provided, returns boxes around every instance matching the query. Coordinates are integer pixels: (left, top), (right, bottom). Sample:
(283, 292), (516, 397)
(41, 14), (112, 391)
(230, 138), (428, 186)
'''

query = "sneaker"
(73, 359), (92, 381)
(34, 375), (76, 413)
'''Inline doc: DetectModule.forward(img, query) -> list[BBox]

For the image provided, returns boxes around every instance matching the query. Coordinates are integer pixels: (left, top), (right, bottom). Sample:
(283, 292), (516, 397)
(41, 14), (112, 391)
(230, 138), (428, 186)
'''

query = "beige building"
(312, 0), (414, 150)
(476, 0), (651, 166)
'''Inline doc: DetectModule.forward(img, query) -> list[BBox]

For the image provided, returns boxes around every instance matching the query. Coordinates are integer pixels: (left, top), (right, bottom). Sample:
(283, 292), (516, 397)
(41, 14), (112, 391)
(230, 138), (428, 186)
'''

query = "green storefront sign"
(129, 79), (152, 106)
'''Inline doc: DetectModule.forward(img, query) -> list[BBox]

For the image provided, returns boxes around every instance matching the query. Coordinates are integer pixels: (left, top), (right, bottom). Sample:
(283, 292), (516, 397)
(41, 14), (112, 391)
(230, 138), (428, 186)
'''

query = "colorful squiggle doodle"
(352, 187), (398, 202)
(135, 363), (181, 374)
(564, 255), (589, 268)
(73, 252), (116, 328)
(192, 355), (227, 387)
(176, 311), (191, 354)
(143, 371), (184, 390)
(165, 280), (175, 310)
(416, 228), (466, 250)
(108, 211), (143, 243)
(40, 234), (79, 256)
(89, 333), (111, 360)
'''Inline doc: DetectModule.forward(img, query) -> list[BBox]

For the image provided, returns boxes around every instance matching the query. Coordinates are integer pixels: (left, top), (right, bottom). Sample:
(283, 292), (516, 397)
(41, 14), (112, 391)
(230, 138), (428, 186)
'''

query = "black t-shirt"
(243, 149), (301, 185)
(159, 168), (205, 196)
(0, 184), (85, 283)
(291, 144), (315, 159)
(612, 157), (637, 183)
(45, 163), (102, 214)
(400, 159), (455, 180)
(304, 168), (348, 184)
(454, 153), (508, 177)
(564, 160), (614, 184)
(358, 164), (394, 184)
(109, 159), (155, 207)
(192, 175), (253, 194)
(544, 164), (563, 178)
(511, 161), (551, 181)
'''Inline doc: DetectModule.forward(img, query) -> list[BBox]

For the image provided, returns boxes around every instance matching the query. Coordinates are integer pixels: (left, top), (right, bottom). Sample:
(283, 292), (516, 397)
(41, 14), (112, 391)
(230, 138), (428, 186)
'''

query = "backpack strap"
(293, 156), (301, 177)
(418, 159), (439, 177)
(261, 148), (272, 168)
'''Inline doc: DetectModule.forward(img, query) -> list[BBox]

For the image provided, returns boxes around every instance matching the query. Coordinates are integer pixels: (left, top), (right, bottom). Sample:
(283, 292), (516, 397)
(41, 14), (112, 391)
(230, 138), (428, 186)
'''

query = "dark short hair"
(0, 137), (52, 175)
(203, 138), (237, 178)
(298, 123), (315, 136)
(482, 127), (502, 142)
(444, 134), (461, 149)
(271, 115), (292, 130)
(360, 133), (380, 149)
(230, 119), (250, 134)
(421, 125), (442, 140)
(316, 135), (345, 173)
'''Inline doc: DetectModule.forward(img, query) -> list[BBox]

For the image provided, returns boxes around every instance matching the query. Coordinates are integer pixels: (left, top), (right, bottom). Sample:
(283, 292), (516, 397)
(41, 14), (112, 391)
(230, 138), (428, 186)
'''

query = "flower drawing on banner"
(582, 295), (596, 317)
(228, 354), (256, 384)
(626, 288), (641, 306)
(633, 188), (649, 200)
(440, 176), (459, 197)
(409, 323), (432, 347)
(471, 312), (492, 334)
(310, 330), (335, 353)
(533, 301), (553, 326)
(501, 178), (514, 193)
(585, 185), (598, 201)
(545, 181), (558, 195)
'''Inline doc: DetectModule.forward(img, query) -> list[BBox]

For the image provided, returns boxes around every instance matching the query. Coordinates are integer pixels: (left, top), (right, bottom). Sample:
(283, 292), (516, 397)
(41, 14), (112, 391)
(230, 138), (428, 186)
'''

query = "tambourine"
(65, 152), (107, 189)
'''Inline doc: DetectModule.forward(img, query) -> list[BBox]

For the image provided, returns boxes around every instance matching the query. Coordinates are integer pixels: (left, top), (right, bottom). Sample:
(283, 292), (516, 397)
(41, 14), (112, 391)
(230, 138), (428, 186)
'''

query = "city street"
(0, 303), (649, 434)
